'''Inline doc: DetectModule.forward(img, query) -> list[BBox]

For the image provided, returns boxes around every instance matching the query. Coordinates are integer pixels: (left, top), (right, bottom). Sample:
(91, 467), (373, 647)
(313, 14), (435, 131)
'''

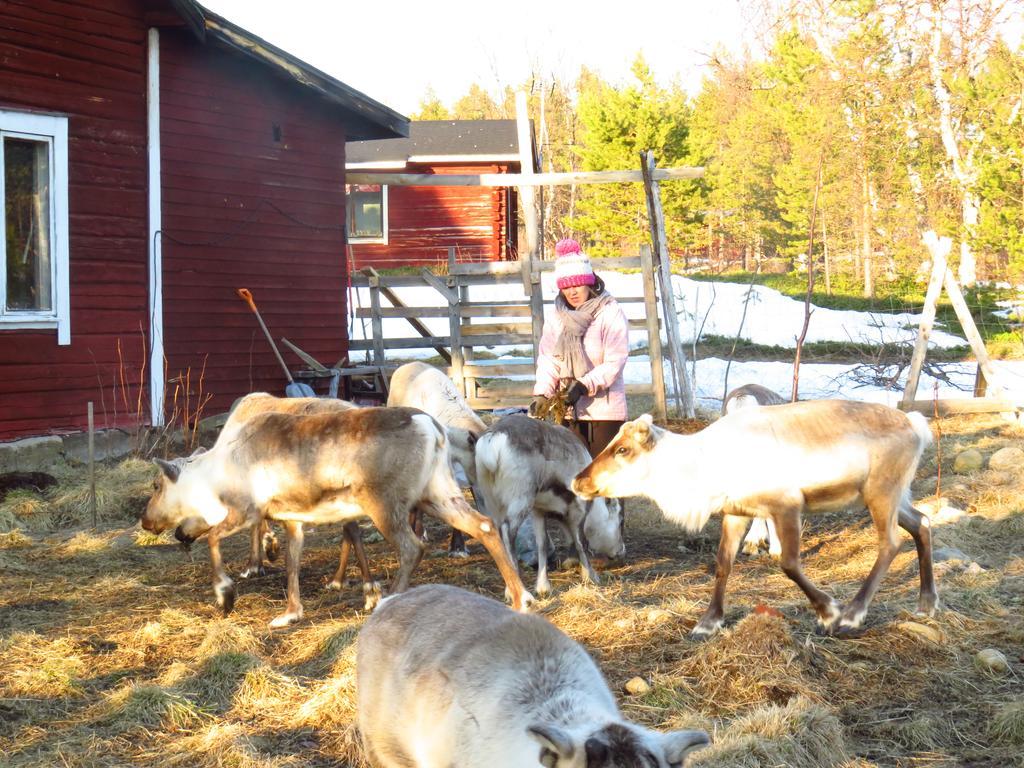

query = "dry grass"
(0, 413), (1021, 766)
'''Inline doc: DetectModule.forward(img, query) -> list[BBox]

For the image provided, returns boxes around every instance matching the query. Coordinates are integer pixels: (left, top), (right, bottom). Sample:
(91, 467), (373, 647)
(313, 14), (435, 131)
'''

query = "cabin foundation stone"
(0, 436), (63, 474)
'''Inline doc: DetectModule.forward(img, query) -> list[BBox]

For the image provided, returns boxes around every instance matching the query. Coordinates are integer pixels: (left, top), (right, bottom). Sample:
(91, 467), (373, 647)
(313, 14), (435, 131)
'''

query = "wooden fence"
(349, 247), (671, 414)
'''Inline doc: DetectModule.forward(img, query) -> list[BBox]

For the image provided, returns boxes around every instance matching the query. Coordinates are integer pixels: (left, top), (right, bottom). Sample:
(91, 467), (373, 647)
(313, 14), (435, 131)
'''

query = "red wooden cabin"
(345, 120), (538, 269)
(0, 0), (406, 441)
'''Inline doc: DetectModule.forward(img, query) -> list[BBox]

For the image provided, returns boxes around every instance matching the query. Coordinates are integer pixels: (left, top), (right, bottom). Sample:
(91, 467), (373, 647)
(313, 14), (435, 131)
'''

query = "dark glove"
(529, 395), (549, 417)
(565, 380), (587, 406)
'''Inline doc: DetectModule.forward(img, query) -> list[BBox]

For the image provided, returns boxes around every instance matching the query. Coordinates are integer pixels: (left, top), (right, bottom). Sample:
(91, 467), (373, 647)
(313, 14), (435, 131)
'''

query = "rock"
(613, 618), (632, 630)
(975, 648), (1009, 675)
(933, 547), (971, 563)
(897, 621), (943, 644)
(963, 562), (985, 576)
(644, 608), (673, 626)
(953, 449), (984, 474)
(986, 470), (1013, 486)
(624, 677), (651, 696)
(988, 446), (1024, 472)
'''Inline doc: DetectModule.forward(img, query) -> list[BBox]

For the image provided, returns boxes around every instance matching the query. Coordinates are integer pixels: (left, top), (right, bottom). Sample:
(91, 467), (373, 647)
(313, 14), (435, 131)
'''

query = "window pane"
(347, 184), (383, 238)
(5, 137), (52, 312)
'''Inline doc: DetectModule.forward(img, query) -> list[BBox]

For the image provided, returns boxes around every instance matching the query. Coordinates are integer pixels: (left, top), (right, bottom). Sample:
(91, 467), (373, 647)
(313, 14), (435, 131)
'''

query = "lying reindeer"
(573, 400), (938, 638)
(143, 406), (533, 627)
(357, 584), (710, 768)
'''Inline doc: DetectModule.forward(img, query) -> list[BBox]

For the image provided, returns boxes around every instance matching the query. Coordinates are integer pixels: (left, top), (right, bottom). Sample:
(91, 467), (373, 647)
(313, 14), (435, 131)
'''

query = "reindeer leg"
(448, 528), (468, 558)
(207, 526), (236, 616)
(898, 502), (939, 617)
(741, 518), (767, 556)
(773, 508), (840, 629)
(344, 521), (382, 610)
(326, 529), (353, 591)
(270, 521), (305, 628)
(428, 495), (534, 612)
(531, 510), (552, 596)
(691, 514), (749, 639)
(831, 493), (903, 635)
(567, 502), (600, 586)
(239, 521), (266, 578)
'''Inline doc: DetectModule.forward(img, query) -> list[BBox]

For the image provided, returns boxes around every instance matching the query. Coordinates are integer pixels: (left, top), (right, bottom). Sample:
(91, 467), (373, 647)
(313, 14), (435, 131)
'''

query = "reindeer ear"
(528, 724), (575, 766)
(154, 458), (181, 483)
(189, 446), (207, 458)
(659, 729), (710, 765)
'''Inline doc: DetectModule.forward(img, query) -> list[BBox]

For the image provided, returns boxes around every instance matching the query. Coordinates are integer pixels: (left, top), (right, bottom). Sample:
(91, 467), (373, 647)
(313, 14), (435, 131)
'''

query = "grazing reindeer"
(722, 384), (788, 559)
(175, 392), (383, 610)
(573, 400), (938, 638)
(387, 362), (487, 556)
(357, 584), (709, 768)
(475, 415), (624, 597)
(143, 407), (532, 627)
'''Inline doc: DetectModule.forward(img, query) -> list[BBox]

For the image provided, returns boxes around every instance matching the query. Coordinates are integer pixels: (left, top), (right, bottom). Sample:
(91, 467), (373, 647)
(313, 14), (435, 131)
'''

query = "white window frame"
(0, 109), (70, 344)
(346, 183), (388, 244)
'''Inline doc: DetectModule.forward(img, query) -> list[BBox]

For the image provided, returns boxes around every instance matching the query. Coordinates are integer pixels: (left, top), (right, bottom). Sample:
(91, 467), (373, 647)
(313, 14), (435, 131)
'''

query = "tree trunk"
(861, 163), (874, 298)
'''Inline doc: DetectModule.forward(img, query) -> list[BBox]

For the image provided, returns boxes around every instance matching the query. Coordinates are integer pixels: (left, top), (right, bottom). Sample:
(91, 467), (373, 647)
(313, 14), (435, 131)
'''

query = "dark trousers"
(569, 419), (624, 459)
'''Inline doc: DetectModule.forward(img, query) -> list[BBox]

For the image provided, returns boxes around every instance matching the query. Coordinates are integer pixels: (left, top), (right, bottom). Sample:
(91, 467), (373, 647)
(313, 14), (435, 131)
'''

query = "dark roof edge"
(167, 0), (409, 140)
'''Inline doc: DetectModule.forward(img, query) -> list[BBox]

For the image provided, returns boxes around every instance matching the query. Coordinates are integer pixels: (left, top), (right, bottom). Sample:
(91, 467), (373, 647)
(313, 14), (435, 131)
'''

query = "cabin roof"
(168, 0), (408, 140)
(346, 120), (538, 169)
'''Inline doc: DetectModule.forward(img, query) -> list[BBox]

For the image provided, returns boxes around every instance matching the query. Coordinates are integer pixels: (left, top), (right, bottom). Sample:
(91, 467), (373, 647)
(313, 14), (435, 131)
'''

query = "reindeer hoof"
(263, 533), (280, 563)
(916, 594), (940, 618)
(325, 579), (342, 592)
(535, 579), (552, 597)
(447, 548), (470, 559)
(215, 578), (236, 616)
(363, 582), (383, 611)
(239, 564), (266, 579)
(269, 609), (303, 629)
(690, 616), (723, 640)
(515, 591), (536, 613)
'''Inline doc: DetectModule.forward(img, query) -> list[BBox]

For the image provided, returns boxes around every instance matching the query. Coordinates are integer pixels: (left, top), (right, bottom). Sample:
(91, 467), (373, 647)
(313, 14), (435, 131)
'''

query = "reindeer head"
(141, 450), (224, 534)
(583, 498), (625, 560)
(528, 721), (708, 768)
(572, 415), (660, 501)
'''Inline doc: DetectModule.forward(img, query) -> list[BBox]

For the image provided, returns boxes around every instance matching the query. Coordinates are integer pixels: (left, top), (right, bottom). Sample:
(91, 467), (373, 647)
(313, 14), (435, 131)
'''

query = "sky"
(199, 0), (753, 117)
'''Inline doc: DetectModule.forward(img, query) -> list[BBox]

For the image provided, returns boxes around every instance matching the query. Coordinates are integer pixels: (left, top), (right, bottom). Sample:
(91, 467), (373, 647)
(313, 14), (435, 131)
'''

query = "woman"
(531, 238), (629, 459)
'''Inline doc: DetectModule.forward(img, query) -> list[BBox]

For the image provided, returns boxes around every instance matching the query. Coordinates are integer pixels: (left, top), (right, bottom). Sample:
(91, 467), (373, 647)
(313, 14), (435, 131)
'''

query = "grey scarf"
(553, 291), (614, 381)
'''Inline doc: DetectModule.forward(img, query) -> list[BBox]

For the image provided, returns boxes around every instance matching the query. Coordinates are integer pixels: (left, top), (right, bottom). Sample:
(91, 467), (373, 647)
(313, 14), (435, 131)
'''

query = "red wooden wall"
(159, 29), (349, 417)
(0, 0), (149, 440)
(349, 164), (518, 269)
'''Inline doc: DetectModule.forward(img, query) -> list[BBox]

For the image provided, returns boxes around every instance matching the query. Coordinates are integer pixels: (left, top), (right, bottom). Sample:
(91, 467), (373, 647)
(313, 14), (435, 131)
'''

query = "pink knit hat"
(553, 239), (596, 290)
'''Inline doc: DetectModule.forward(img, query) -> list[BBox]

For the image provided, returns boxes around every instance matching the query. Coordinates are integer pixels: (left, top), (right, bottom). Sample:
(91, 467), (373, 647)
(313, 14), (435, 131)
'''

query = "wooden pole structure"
(639, 245), (668, 420)
(515, 92), (540, 298)
(347, 167), (705, 188)
(446, 247), (465, 396)
(88, 401), (96, 529)
(640, 150), (695, 418)
(901, 232), (949, 409)
(902, 230), (1006, 411)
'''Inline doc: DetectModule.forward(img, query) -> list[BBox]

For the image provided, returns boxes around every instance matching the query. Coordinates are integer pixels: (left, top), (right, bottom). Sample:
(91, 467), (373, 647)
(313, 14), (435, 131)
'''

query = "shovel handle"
(237, 287), (258, 313)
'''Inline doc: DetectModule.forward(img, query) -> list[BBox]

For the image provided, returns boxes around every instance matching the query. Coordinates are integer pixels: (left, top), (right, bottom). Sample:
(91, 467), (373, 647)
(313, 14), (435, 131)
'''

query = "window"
(0, 110), (70, 344)
(346, 183), (387, 243)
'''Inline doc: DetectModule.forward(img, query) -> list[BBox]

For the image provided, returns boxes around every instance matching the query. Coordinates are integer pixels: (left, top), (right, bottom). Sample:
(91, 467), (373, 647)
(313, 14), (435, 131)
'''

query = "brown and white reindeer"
(386, 362), (487, 556)
(475, 415), (624, 597)
(142, 406), (533, 627)
(573, 400), (938, 638)
(172, 392), (383, 610)
(357, 584), (709, 768)
(722, 383), (788, 559)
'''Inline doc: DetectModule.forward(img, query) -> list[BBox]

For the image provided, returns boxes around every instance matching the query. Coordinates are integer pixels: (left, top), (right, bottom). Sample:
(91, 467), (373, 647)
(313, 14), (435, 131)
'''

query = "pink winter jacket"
(533, 297), (629, 421)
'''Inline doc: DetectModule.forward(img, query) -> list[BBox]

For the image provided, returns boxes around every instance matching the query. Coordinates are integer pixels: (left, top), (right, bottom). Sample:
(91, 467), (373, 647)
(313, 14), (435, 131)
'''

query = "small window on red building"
(346, 184), (387, 243)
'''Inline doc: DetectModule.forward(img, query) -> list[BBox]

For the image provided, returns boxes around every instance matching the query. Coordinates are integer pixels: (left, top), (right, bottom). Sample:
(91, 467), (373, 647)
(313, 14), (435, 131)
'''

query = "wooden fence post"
(901, 233), (948, 409)
(640, 245), (668, 420)
(640, 150), (695, 418)
(447, 248), (465, 396)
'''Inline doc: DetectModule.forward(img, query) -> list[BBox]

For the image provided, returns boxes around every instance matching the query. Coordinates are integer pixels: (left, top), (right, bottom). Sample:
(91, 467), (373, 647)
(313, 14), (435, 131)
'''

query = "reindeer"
(573, 400), (938, 638)
(475, 415), (624, 597)
(722, 383), (788, 559)
(174, 393), (382, 609)
(357, 584), (709, 768)
(143, 406), (533, 627)
(387, 362), (487, 556)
